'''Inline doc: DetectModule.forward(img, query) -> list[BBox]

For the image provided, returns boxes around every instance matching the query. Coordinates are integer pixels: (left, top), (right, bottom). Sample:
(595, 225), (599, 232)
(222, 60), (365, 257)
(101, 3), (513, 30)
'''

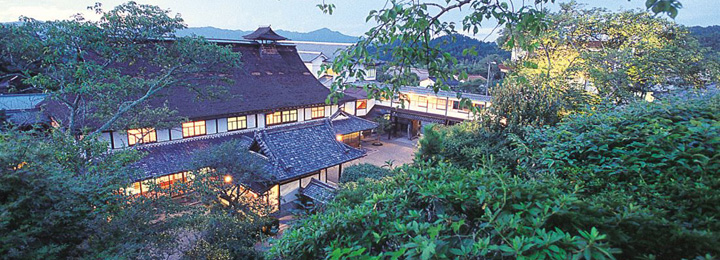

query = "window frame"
(452, 100), (470, 113)
(182, 120), (207, 138)
(436, 98), (447, 110)
(227, 116), (248, 131)
(311, 106), (325, 119)
(127, 128), (157, 146)
(266, 109), (298, 126)
(418, 96), (428, 108)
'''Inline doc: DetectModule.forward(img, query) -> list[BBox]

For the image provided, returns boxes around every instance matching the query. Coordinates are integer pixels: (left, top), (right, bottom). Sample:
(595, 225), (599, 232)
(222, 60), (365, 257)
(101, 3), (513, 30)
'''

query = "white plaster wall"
(297, 108), (305, 122)
(256, 113), (265, 128)
(206, 119), (217, 134)
(248, 114), (258, 128)
(217, 118), (228, 132)
(157, 129), (170, 142)
(304, 108), (312, 120)
(279, 180), (300, 205)
(170, 127), (182, 140)
(113, 131), (128, 148)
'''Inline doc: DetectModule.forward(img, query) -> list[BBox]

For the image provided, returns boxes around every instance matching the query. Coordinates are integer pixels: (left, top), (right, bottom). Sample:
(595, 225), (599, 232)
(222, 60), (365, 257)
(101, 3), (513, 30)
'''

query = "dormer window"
(182, 120), (206, 137)
(356, 100), (367, 109)
(127, 128), (157, 146)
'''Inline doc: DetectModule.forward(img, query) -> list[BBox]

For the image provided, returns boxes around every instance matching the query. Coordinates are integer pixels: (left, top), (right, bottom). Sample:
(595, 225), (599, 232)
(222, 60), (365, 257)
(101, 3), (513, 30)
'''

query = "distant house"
(40, 26), (377, 211)
(344, 83), (491, 139)
(286, 40), (379, 85)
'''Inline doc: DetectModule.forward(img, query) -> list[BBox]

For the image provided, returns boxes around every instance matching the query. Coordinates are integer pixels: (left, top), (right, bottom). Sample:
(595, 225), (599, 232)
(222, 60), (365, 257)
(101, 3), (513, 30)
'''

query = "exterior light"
(336, 134), (343, 141)
(224, 175), (233, 184)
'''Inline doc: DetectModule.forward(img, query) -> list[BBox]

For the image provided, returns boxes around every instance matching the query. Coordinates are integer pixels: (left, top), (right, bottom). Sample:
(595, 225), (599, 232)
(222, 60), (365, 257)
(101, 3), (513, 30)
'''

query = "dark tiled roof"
(129, 130), (254, 180)
(253, 119), (365, 182)
(130, 119), (366, 187)
(243, 27), (288, 41)
(5, 109), (50, 126)
(330, 110), (378, 135)
(300, 178), (336, 204)
(43, 42), (349, 129)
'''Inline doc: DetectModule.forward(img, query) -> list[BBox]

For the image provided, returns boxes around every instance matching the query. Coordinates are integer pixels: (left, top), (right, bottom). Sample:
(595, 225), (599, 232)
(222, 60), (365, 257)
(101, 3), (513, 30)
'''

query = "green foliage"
(527, 90), (720, 258)
(415, 124), (444, 163)
(415, 122), (523, 173)
(183, 211), (271, 260)
(339, 163), (391, 183)
(0, 130), (188, 259)
(688, 25), (720, 56)
(269, 163), (618, 259)
(0, 2), (241, 135)
(503, 3), (719, 104)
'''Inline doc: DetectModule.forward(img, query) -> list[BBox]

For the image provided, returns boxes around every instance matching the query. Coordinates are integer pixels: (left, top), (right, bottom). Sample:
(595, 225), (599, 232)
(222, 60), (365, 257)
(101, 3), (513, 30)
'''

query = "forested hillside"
(689, 25), (720, 56)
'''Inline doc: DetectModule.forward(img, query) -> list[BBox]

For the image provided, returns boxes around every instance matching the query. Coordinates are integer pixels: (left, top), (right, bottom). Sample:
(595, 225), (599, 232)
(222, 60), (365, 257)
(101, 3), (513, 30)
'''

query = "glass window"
(473, 103), (485, 109)
(228, 116), (247, 131)
(182, 120), (206, 137)
(266, 109), (298, 126)
(452, 101), (469, 112)
(418, 96), (428, 107)
(436, 98), (447, 110)
(311, 106), (325, 119)
(127, 128), (157, 146)
(356, 100), (367, 109)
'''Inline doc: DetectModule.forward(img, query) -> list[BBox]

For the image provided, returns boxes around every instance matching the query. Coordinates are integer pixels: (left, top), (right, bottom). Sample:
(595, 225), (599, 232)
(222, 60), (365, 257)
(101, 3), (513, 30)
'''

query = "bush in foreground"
(269, 163), (618, 259)
(339, 163), (391, 183)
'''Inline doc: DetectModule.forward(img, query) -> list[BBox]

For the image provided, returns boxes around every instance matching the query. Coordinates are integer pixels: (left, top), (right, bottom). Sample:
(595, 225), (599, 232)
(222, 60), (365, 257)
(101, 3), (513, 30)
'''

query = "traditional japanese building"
(41, 27), (376, 210)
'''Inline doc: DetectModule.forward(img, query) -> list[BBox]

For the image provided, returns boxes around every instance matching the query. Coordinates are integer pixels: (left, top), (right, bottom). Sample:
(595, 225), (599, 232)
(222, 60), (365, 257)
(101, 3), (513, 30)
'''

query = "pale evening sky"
(0, 0), (718, 41)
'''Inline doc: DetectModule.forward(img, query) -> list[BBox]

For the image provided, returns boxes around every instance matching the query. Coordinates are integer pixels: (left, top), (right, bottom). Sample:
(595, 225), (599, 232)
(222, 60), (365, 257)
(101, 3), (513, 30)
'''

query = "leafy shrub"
(528, 90), (720, 258)
(184, 211), (270, 260)
(416, 122), (523, 172)
(269, 163), (618, 259)
(339, 163), (391, 183)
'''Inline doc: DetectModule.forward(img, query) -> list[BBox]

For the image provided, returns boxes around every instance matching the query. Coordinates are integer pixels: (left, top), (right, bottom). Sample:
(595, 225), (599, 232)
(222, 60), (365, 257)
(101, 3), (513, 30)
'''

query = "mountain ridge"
(176, 26), (359, 43)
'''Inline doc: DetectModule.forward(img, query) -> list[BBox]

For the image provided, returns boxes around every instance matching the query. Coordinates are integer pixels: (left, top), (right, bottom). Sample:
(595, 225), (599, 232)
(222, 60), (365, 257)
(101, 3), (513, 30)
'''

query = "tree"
(317, 0), (683, 104)
(0, 2), (241, 136)
(188, 139), (275, 215)
(0, 130), (189, 259)
(504, 2), (719, 103)
(183, 140), (276, 259)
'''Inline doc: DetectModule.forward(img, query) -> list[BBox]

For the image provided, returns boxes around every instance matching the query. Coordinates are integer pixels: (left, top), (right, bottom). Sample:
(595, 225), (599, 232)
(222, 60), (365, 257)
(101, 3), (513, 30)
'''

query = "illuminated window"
(452, 101), (469, 112)
(418, 96), (428, 107)
(127, 128), (157, 146)
(356, 100), (367, 109)
(266, 110), (297, 126)
(366, 68), (376, 79)
(311, 106), (325, 119)
(182, 120), (206, 137)
(228, 116), (247, 131)
(436, 98), (447, 110)
(473, 103), (485, 109)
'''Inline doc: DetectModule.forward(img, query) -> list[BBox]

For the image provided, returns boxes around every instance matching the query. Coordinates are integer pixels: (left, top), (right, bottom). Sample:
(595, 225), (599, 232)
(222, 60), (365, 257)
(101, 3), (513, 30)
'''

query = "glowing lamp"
(336, 134), (343, 141)
(223, 175), (233, 184)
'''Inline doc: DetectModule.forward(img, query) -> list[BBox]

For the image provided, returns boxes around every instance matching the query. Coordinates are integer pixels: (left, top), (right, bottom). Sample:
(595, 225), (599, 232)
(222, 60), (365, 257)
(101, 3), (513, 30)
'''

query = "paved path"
(351, 135), (418, 167)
